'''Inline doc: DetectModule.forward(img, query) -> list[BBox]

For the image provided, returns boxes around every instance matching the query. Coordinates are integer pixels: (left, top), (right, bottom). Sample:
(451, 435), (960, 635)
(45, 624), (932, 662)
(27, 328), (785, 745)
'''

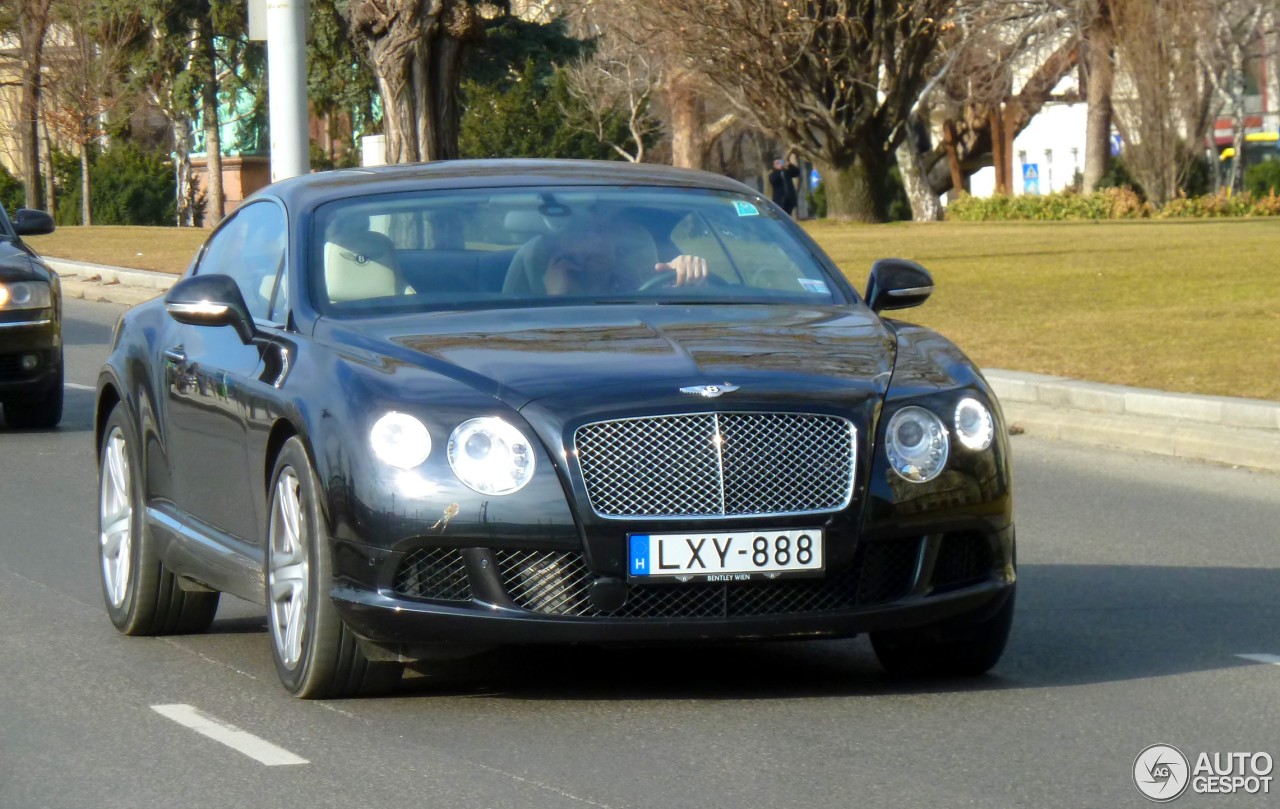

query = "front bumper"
(0, 315), (61, 396)
(330, 525), (1016, 657)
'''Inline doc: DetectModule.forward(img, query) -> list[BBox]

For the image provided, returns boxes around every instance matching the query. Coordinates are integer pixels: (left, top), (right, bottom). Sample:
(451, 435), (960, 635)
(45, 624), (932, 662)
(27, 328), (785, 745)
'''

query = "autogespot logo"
(1133, 744), (1275, 801)
(1134, 744), (1190, 802)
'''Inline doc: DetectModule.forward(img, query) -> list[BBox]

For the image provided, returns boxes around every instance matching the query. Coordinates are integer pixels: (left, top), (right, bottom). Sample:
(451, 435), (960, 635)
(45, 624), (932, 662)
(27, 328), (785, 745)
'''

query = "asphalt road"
(2, 298), (1278, 809)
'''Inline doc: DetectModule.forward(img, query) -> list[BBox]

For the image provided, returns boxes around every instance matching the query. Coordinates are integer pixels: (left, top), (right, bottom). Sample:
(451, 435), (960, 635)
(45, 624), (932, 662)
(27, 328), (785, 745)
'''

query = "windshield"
(309, 185), (848, 316)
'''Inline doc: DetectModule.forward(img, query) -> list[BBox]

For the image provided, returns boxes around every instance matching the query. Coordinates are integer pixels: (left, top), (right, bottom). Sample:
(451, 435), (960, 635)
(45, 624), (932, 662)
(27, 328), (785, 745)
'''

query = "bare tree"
(1199, 0), (1273, 192)
(923, 1), (1081, 198)
(346, 0), (485, 163)
(560, 30), (660, 162)
(9, 0), (55, 209)
(42, 0), (140, 224)
(1110, 0), (1218, 204)
(639, 0), (955, 222)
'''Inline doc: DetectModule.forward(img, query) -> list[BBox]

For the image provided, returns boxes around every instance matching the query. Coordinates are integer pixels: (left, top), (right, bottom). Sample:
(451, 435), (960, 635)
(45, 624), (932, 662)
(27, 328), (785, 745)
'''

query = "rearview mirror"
(165, 274), (256, 344)
(864, 258), (934, 314)
(13, 208), (54, 236)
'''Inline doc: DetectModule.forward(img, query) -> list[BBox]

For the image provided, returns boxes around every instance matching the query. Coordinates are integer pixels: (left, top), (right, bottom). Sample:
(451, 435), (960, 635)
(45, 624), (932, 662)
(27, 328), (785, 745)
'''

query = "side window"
(196, 201), (287, 322)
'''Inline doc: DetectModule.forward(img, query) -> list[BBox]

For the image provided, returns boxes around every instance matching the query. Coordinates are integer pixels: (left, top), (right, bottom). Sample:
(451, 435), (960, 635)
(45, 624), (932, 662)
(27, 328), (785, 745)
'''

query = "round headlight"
(370, 412), (432, 469)
(10, 283), (32, 306)
(885, 406), (949, 483)
(954, 397), (994, 451)
(448, 417), (536, 495)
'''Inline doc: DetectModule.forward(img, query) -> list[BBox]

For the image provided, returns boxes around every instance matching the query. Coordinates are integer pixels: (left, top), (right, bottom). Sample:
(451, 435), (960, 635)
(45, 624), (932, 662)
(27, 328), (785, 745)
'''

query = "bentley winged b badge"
(679, 382), (740, 398)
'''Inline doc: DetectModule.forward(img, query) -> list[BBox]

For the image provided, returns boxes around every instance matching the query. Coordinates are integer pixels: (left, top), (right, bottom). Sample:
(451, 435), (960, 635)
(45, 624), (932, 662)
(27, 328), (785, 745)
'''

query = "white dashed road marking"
(152, 704), (309, 766)
(65, 383), (94, 391)
(1236, 654), (1280, 667)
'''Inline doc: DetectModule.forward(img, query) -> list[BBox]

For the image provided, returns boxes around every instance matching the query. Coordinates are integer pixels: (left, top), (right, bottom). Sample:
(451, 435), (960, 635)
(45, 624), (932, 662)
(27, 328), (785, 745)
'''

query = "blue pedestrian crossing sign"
(1022, 163), (1040, 195)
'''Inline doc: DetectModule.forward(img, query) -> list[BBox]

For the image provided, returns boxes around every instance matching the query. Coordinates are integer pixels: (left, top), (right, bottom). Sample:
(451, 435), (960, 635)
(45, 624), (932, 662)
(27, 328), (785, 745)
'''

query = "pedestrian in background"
(769, 157), (800, 216)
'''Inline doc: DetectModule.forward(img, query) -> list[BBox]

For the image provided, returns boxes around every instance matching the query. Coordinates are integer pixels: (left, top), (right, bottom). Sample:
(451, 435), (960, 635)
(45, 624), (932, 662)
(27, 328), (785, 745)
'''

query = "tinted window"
(310, 186), (845, 316)
(198, 201), (287, 322)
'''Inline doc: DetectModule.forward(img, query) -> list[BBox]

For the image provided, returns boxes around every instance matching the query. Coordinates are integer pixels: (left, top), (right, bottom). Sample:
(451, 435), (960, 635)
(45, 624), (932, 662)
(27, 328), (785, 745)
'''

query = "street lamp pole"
(264, 0), (310, 181)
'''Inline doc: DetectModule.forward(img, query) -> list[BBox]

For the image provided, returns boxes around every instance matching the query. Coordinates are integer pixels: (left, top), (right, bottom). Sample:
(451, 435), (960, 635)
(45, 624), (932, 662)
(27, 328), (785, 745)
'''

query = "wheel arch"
(95, 382), (123, 460)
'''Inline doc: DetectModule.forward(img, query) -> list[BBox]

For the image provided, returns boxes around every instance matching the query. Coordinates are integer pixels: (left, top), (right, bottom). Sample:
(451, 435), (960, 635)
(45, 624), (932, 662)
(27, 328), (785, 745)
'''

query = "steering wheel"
(638, 268), (729, 292)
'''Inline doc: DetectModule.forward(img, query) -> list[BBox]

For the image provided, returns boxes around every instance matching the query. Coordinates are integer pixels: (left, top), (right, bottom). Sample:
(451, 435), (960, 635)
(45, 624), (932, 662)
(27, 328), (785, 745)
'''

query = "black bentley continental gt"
(1, 205), (61, 429)
(95, 160), (1015, 698)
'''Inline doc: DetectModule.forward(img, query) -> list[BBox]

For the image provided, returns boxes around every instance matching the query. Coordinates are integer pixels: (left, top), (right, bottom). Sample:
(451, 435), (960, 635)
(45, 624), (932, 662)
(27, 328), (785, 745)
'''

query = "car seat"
(324, 226), (402, 303)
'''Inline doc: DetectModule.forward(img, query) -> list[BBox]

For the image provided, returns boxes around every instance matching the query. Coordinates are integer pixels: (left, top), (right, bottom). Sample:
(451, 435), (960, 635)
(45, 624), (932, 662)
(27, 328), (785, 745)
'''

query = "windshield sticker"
(733, 200), (760, 217)
(799, 278), (830, 294)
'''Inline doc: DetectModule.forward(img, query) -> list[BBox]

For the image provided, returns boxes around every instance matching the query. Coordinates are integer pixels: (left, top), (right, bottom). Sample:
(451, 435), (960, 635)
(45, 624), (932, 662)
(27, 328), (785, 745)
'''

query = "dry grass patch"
(805, 218), (1280, 401)
(26, 226), (206, 275)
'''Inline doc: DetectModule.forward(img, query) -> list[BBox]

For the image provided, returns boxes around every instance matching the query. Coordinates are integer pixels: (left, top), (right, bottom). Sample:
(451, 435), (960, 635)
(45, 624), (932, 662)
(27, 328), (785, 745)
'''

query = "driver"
(542, 224), (709, 296)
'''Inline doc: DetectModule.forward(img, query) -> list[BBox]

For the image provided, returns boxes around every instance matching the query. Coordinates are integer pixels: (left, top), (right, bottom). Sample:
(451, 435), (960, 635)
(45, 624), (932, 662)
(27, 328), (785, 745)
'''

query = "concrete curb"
(41, 256), (1280, 473)
(47, 258), (175, 307)
(985, 370), (1280, 474)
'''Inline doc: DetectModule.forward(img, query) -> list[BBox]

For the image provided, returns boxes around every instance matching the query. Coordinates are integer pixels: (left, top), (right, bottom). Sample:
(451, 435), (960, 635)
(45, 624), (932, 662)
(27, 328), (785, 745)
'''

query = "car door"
(163, 201), (288, 542)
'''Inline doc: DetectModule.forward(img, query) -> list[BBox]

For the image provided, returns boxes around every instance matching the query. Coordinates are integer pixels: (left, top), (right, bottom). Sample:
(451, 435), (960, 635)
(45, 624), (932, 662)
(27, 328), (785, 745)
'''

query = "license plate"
(627, 529), (824, 582)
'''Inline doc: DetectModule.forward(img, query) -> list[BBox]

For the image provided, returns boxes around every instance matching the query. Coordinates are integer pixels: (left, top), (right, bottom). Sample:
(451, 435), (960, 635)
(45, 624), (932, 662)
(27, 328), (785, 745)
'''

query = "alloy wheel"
(99, 426), (133, 608)
(268, 468), (309, 669)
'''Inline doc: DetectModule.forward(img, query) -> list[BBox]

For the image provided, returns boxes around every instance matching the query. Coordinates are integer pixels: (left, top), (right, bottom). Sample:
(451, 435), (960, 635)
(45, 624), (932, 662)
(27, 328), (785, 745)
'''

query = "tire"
(5, 356), (63, 429)
(266, 436), (402, 699)
(98, 403), (220, 635)
(870, 587), (1015, 678)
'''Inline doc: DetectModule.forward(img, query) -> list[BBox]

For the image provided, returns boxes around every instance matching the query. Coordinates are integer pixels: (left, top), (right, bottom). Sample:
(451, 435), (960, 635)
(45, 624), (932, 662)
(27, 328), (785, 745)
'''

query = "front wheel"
(98, 404), (219, 634)
(266, 436), (402, 698)
(870, 587), (1015, 677)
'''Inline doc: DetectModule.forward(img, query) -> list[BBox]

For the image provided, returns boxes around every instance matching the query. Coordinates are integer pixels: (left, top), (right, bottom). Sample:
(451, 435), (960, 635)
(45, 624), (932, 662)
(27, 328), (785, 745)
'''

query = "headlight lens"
(448, 417), (536, 495)
(370, 412), (432, 469)
(954, 397), (994, 451)
(885, 406), (949, 483)
(0, 281), (52, 310)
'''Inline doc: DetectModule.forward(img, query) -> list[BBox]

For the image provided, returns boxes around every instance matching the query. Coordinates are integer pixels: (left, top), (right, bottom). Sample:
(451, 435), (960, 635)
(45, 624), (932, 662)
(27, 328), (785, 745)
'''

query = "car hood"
(328, 304), (896, 416)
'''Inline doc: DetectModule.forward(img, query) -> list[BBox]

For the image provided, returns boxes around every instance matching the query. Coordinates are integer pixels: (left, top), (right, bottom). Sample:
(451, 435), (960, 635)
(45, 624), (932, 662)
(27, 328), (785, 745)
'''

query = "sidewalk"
(48, 258), (1280, 474)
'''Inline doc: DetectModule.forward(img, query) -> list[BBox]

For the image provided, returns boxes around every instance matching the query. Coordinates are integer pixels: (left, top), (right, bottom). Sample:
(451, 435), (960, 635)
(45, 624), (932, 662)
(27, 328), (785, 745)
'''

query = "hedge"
(946, 187), (1280, 221)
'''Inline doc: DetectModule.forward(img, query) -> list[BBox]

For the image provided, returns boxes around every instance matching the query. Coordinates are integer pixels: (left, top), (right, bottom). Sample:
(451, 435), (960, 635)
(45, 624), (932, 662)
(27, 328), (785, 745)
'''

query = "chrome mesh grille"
(393, 548), (473, 602)
(495, 541), (921, 619)
(575, 412), (856, 519)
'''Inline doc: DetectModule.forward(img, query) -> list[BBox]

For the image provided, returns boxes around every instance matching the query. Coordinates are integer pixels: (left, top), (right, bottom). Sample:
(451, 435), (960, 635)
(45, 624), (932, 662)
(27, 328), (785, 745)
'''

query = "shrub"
(58, 143), (176, 226)
(1245, 160), (1280, 198)
(945, 188), (1151, 221)
(0, 164), (24, 214)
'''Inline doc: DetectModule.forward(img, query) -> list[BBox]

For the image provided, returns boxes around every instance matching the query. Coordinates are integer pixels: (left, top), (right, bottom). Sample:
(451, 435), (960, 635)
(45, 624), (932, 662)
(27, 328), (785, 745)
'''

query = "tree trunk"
(350, 0), (480, 165)
(20, 57), (43, 210)
(896, 122), (943, 221)
(200, 18), (225, 225)
(173, 116), (195, 227)
(40, 117), (55, 220)
(990, 109), (1008, 194)
(19, 0), (52, 211)
(1083, 4), (1115, 193)
(80, 145), (91, 226)
(816, 154), (883, 223)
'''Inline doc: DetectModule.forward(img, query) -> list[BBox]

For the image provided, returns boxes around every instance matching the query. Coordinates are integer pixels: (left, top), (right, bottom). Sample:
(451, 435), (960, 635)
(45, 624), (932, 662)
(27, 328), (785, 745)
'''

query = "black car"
(1, 206), (61, 429)
(95, 160), (1015, 698)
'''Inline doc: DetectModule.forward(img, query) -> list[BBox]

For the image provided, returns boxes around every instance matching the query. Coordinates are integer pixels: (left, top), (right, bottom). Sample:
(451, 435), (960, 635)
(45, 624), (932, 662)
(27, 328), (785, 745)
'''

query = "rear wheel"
(5, 355), (63, 429)
(266, 437), (402, 698)
(870, 587), (1015, 677)
(98, 404), (219, 634)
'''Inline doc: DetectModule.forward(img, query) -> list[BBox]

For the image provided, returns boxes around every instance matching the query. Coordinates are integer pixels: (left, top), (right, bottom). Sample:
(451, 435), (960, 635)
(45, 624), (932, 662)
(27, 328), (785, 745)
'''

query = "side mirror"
(13, 208), (54, 236)
(165, 274), (256, 344)
(864, 258), (934, 314)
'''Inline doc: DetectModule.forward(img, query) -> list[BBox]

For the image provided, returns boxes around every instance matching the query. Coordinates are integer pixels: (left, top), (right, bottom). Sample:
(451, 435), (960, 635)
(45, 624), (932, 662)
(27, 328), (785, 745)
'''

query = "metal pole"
(266, 0), (310, 181)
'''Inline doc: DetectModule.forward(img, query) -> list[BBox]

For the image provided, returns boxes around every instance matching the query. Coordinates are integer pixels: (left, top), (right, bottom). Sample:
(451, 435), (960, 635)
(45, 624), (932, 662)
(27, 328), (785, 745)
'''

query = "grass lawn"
(27, 219), (1280, 401)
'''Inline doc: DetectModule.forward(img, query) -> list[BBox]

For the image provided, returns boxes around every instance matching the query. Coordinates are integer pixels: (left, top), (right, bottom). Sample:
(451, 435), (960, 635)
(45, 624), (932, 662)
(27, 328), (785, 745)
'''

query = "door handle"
(164, 347), (187, 364)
